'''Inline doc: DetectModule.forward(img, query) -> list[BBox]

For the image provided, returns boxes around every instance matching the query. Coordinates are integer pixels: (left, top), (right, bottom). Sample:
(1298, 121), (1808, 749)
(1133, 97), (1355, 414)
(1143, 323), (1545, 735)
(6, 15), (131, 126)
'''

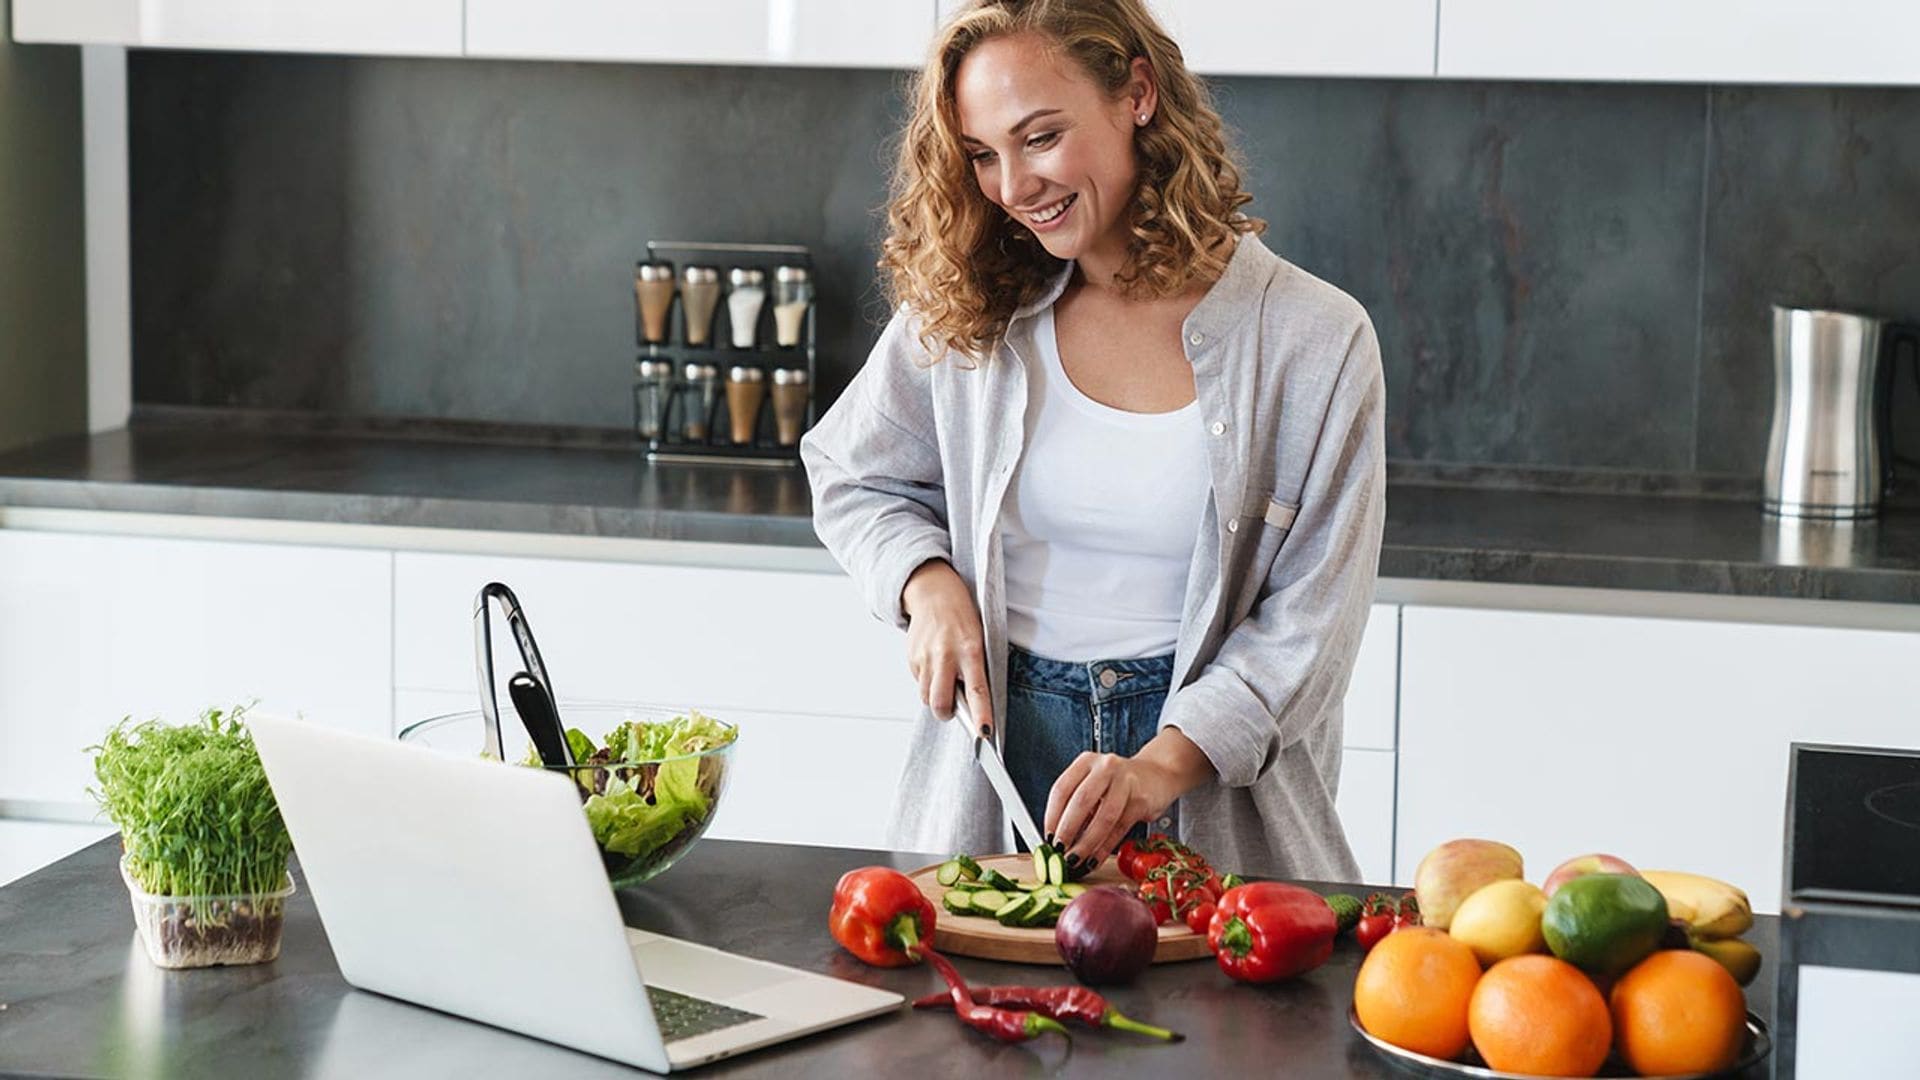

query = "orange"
(1610, 949), (1747, 1075)
(1468, 954), (1612, 1077)
(1354, 927), (1481, 1060)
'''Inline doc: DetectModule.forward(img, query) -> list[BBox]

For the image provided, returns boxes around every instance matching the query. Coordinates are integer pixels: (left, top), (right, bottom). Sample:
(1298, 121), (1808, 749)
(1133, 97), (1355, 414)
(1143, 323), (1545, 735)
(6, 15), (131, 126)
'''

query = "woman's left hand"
(1044, 727), (1215, 872)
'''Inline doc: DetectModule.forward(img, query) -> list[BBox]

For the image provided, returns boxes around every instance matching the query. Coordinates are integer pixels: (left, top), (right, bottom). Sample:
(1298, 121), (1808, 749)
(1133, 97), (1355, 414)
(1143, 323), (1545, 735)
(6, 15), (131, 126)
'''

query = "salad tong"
(474, 582), (574, 768)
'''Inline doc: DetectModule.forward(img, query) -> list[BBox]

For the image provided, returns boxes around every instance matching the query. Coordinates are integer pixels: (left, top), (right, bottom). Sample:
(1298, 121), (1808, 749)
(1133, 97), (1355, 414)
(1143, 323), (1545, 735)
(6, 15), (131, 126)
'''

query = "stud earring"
(1137, 113), (1149, 124)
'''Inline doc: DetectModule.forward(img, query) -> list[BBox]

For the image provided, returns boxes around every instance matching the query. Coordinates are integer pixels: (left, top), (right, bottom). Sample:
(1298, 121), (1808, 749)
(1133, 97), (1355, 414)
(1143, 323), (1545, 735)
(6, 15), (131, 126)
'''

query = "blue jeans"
(1002, 645), (1177, 854)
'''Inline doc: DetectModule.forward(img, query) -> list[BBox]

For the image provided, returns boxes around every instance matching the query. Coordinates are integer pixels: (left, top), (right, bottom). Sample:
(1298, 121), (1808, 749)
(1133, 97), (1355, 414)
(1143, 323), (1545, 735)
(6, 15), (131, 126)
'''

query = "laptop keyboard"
(646, 985), (764, 1042)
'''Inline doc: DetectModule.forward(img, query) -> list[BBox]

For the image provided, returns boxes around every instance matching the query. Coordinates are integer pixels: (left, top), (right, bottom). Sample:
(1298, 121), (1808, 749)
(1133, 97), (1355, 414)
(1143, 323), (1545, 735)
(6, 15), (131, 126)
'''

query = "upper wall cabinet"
(11, 0), (464, 55)
(1438, 0), (1920, 86)
(465, 1), (937, 69)
(936, 0), (1437, 79)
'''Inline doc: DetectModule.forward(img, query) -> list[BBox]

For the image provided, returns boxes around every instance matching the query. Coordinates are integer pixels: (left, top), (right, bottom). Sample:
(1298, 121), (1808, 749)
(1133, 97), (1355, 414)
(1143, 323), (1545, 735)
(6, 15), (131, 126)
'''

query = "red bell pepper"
(828, 866), (937, 968)
(1206, 882), (1338, 983)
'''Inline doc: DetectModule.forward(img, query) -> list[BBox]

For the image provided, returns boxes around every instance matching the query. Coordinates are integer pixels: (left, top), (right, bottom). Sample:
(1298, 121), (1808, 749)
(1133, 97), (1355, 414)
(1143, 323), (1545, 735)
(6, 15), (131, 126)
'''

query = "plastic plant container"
(397, 703), (735, 888)
(120, 855), (295, 969)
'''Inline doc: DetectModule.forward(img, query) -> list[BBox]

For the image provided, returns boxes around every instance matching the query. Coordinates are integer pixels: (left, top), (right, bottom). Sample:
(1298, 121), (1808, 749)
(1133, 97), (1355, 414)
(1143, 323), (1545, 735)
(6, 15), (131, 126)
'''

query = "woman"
(801, 0), (1384, 882)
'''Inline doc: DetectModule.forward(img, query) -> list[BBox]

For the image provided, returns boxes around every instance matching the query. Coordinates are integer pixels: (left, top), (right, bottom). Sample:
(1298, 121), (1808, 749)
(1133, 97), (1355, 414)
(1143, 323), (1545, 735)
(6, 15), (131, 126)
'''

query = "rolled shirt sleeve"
(799, 311), (955, 630)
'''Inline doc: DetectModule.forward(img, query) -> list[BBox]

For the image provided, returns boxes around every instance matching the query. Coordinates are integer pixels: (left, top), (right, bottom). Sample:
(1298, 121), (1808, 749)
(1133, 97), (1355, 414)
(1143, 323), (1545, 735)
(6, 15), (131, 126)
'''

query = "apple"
(1541, 853), (1639, 898)
(1413, 839), (1525, 930)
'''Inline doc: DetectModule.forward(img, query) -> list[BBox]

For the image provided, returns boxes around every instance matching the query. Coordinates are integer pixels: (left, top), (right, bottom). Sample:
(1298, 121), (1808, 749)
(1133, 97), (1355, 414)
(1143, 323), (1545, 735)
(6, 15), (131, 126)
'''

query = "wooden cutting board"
(906, 853), (1214, 965)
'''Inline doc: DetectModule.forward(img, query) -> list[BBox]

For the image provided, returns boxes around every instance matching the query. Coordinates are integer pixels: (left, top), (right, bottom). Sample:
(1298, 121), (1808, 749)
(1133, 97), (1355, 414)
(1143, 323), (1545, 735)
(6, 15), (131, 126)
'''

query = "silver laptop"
(249, 715), (902, 1073)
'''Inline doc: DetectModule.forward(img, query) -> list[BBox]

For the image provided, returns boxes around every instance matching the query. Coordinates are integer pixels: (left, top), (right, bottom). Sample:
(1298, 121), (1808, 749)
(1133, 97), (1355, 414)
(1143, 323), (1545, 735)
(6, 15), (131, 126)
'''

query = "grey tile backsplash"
(128, 52), (1920, 484)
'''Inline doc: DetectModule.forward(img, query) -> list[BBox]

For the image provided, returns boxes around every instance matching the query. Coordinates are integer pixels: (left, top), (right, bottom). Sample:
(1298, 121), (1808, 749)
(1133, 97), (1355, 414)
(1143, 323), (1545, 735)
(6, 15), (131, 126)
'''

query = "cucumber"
(941, 889), (975, 915)
(981, 868), (1020, 893)
(970, 888), (1008, 912)
(996, 893), (1039, 927)
(1046, 849), (1066, 887)
(1019, 897), (1057, 929)
(1061, 883), (1088, 898)
(953, 854), (983, 880)
(1032, 845), (1051, 887)
(935, 860), (965, 887)
(1013, 878), (1044, 892)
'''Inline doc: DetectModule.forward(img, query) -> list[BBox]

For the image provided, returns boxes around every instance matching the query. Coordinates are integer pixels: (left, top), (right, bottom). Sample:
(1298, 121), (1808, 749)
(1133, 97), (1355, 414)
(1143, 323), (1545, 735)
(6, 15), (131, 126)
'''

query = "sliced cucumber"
(1019, 897), (1057, 929)
(970, 888), (1008, 912)
(953, 854), (983, 880)
(1060, 883), (1089, 898)
(1031, 845), (1051, 887)
(935, 860), (965, 887)
(1012, 878), (1044, 892)
(941, 889), (976, 915)
(1046, 849), (1066, 886)
(981, 868), (1020, 893)
(995, 893), (1038, 927)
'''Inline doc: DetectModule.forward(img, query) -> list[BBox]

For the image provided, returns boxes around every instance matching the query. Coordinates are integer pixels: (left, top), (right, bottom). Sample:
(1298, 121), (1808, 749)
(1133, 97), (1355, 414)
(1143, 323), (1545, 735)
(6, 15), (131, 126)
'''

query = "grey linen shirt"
(800, 233), (1384, 881)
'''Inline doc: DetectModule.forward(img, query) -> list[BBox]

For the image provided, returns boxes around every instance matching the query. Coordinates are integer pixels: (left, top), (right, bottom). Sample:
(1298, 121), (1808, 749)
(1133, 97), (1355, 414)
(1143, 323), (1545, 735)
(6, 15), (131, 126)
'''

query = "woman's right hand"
(901, 559), (994, 737)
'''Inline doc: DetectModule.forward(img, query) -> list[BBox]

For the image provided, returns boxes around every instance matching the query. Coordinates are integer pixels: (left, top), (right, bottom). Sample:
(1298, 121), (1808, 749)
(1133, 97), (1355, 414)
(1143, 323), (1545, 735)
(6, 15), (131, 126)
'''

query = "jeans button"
(1098, 669), (1118, 689)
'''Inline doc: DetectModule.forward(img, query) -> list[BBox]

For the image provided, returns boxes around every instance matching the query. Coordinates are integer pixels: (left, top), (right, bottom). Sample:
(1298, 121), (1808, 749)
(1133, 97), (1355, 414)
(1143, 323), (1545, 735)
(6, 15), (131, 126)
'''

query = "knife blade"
(955, 686), (1046, 854)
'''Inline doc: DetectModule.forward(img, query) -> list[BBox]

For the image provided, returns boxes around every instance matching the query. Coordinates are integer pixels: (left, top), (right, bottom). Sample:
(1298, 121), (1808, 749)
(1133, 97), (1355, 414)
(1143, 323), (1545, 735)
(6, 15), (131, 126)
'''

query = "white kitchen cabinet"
(1437, 0), (1920, 86)
(0, 532), (393, 809)
(1394, 606), (1920, 905)
(11, 0), (464, 55)
(935, 0), (1436, 78)
(465, 1), (937, 69)
(0, 820), (115, 887)
(1338, 746), (1395, 886)
(393, 551), (923, 724)
(1344, 603), (1398, 751)
(1150, 0), (1436, 79)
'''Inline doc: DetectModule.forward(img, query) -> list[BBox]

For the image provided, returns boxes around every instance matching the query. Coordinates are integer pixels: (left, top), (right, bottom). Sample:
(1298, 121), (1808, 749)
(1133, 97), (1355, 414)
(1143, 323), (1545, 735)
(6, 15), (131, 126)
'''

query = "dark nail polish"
(1063, 854), (1081, 870)
(978, 722), (992, 738)
(1045, 833), (1057, 847)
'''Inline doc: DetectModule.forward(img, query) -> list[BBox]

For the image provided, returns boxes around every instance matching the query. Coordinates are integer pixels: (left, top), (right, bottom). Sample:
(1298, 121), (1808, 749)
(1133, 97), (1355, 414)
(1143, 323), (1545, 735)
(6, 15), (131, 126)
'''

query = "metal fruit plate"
(1349, 1006), (1771, 1079)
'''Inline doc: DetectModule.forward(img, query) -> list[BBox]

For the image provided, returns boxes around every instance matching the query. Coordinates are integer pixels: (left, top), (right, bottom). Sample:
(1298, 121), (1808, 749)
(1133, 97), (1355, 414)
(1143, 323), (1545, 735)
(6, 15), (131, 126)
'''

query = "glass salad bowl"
(398, 703), (736, 888)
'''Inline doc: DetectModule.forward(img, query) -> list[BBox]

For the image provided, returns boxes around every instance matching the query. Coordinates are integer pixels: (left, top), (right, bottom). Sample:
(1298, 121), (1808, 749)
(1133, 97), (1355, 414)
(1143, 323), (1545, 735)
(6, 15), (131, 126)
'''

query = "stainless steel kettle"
(1764, 306), (1918, 519)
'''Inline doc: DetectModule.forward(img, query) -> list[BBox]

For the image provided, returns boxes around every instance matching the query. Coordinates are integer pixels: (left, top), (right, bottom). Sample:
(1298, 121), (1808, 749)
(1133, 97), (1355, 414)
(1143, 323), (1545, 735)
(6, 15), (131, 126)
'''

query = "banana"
(1691, 935), (1763, 987)
(1641, 870), (1753, 939)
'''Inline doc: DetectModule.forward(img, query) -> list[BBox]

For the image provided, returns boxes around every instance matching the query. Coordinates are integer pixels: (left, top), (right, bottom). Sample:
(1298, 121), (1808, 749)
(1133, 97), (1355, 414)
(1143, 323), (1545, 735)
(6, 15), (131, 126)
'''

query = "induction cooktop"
(1787, 743), (1920, 907)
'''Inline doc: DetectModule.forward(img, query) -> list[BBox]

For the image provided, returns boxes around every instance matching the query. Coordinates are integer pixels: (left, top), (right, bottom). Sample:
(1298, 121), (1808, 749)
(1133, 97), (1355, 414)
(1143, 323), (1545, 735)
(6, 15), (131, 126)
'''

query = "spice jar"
(682, 361), (719, 441)
(772, 265), (812, 348)
(727, 267), (767, 349)
(634, 358), (677, 439)
(680, 266), (721, 347)
(634, 260), (675, 346)
(725, 366), (767, 446)
(771, 367), (810, 447)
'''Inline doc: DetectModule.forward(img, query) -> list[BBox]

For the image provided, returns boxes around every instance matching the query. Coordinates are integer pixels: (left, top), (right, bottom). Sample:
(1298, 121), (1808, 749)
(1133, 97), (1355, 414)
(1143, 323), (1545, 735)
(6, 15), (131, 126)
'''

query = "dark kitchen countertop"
(0, 837), (1778, 1078)
(1, 418), (1918, 604)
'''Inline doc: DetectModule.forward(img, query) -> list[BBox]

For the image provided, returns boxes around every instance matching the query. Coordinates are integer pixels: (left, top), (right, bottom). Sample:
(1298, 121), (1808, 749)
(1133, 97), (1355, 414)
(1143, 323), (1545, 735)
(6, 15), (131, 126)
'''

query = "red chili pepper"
(1353, 893), (1395, 952)
(919, 949), (1070, 1043)
(1206, 881), (1338, 983)
(828, 866), (936, 968)
(910, 985), (1182, 1041)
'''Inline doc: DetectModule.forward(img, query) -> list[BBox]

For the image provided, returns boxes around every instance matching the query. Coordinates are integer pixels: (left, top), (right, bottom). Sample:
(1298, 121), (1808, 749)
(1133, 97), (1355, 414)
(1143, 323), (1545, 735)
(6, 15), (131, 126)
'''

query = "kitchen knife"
(955, 686), (1046, 854)
(508, 671), (574, 768)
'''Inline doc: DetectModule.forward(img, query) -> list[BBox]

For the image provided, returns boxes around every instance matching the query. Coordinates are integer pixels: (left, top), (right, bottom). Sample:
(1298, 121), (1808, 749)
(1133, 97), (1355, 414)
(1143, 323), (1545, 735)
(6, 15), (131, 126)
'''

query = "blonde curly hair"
(881, 0), (1262, 364)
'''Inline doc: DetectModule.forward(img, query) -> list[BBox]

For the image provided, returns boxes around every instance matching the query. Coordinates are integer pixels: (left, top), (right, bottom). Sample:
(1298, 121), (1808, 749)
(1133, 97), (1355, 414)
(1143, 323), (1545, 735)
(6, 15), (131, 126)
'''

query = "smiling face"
(953, 32), (1155, 280)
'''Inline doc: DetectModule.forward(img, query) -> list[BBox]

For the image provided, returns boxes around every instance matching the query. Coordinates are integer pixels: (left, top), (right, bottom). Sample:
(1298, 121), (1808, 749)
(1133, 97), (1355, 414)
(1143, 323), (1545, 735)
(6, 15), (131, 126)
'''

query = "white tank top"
(1003, 304), (1210, 662)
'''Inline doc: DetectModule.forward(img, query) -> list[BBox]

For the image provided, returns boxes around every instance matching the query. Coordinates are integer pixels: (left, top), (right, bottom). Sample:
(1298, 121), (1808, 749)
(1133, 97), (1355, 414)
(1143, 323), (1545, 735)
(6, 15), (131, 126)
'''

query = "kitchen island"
(0, 837), (1777, 1078)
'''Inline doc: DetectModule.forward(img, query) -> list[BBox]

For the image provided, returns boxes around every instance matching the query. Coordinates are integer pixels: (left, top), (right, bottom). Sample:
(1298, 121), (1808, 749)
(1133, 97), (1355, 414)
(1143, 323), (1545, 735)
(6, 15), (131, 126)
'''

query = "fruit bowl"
(397, 703), (735, 888)
(1348, 1005), (1771, 1079)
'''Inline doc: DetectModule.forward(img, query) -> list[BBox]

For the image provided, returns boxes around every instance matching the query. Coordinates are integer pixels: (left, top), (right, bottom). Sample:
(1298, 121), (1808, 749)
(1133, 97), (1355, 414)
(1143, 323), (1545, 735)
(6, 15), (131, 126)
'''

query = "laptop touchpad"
(632, 941), (799, 1001)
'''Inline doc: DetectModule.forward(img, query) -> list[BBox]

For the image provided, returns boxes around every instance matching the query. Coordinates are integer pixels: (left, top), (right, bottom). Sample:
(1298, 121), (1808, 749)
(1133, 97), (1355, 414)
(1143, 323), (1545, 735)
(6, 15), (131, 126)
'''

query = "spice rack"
(632, 240), (816, 467)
